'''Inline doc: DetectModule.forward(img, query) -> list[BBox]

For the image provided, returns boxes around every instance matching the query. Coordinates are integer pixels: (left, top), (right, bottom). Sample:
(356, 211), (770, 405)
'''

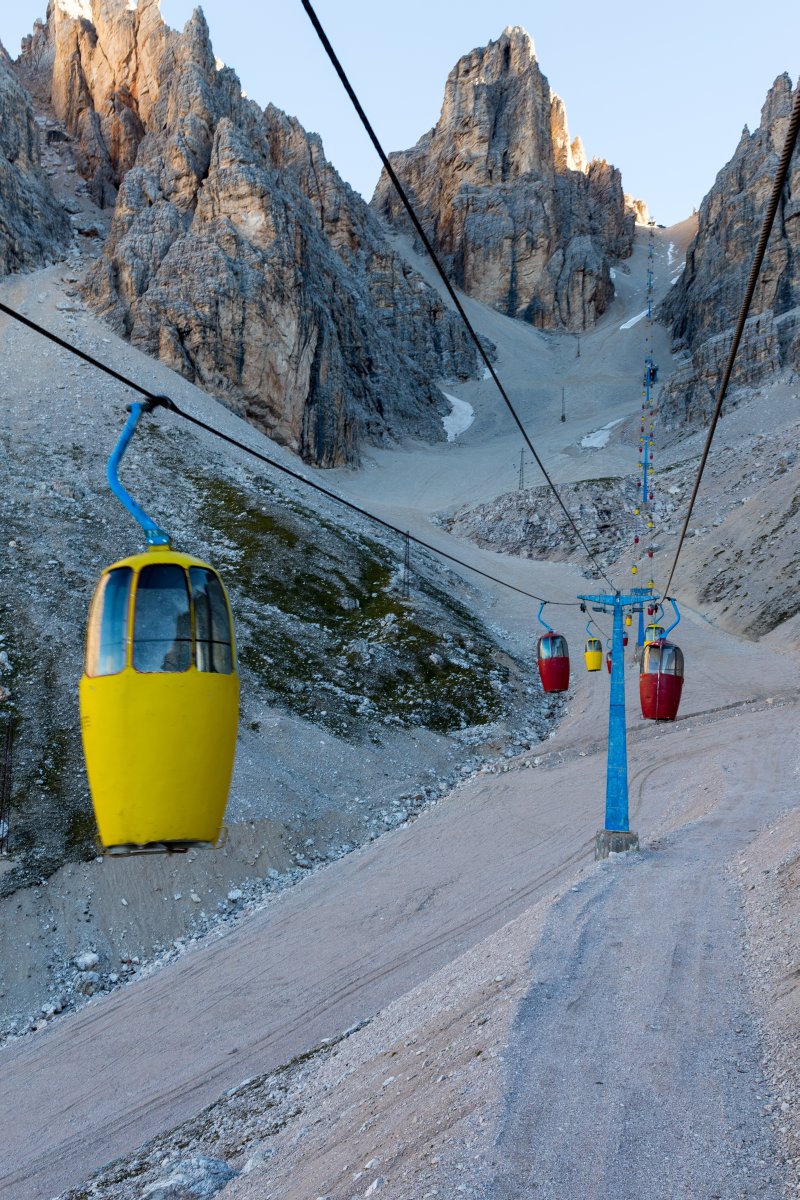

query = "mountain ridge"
(14, 0), (480, 467)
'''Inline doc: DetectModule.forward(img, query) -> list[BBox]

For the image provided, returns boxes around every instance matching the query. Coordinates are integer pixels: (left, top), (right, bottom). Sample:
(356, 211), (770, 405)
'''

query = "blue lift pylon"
(578, 589), (660, 859)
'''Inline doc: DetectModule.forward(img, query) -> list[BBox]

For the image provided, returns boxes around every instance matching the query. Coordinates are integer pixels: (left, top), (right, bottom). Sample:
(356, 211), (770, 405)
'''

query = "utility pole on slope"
(401, 532), (411, 600)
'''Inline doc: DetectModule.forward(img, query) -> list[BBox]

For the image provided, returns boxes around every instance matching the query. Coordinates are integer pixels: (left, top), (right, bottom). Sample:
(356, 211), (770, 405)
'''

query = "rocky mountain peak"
(500, 25), (535, 55)
(761, 71), (793, 135)
(372, 28), (636, 331)
(11, 0), (478, 466)
(549, 93), (586, 174)
(54, 0), (92, 17)
(436, 26), (565, 187)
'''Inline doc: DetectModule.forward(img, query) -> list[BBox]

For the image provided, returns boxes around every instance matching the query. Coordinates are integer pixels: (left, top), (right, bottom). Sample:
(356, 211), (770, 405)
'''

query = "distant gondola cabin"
(582, 638), (599, 676)
(537, 632), (569, 692)
(640, 638), (684, 721)
(584, 638), (602, 672)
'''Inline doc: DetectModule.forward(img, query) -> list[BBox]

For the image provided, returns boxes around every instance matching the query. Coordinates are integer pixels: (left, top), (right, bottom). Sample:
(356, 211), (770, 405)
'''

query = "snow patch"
(442, 393), (474, 441)
(215, 57), (225, 71)
(57, 0), (93, 17)
(669, 260), (686, 287)
(667, 242), (676, 265)
(581, 418), (623, 449)
(610, 268), (617, 280)
(619, 309), (648, 331)
(482, 365), (492, 381)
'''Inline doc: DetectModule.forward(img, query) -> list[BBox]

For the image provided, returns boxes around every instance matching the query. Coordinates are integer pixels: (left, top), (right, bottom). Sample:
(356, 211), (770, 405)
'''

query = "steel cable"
(300, 0), (617, 592)
(0, 301), (580, 606)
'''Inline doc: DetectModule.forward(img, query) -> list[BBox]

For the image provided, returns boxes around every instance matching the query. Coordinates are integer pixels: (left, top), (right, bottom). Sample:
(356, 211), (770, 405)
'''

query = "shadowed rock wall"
(0, 43), (70, 274)
(658, 74), (800, 432)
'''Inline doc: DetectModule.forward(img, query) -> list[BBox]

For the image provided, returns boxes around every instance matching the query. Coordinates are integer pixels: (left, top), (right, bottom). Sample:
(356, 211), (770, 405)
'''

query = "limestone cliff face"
(625, 194), (650, 226)
(658, 74), (800, 430)
(19, 0), (477, 466)
(372, 27), (636, 331)
(21, 0), (172, 207)
(0, 44), (70, 275)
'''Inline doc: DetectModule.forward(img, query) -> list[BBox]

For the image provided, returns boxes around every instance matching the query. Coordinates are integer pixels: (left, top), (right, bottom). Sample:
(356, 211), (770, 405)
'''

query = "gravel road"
(1, 687), (796, 1199)
(488, 721), (796, 1199)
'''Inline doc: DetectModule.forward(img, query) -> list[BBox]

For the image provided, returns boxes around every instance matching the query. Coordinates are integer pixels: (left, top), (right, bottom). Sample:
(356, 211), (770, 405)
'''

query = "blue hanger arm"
(107, 402), (171, 546)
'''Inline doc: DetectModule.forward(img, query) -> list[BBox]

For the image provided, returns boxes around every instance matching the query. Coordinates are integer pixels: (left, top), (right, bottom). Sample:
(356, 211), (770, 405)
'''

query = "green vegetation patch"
(191, 473), (508, 736)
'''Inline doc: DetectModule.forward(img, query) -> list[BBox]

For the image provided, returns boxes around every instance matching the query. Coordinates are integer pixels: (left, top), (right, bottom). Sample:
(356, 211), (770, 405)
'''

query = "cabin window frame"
(640, 641), (684, 677)
(132, 563), (193, 674)
(86, 561), (237, 677)
(84, 566), (134, 678)
(539, 634), (568, 660)
(189, 566), (235, 675)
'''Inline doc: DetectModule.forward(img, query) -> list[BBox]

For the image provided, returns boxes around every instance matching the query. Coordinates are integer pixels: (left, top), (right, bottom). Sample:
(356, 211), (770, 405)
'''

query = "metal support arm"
(107, 402), (171, 546)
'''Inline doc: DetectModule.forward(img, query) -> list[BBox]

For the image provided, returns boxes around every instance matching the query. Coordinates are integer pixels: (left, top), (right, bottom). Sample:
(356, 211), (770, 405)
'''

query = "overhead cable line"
(156, 397), (578, 604)
(0, 299), (160, 401)
(0, 299), (580, 606)
(300, 0), (616, 592)
(662, 82), (800, 598)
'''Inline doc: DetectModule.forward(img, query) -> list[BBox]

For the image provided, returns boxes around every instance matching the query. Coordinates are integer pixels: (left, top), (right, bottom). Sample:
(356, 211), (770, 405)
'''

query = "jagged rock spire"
(659, 73), (800, 430)
(372, 27), (636, 331)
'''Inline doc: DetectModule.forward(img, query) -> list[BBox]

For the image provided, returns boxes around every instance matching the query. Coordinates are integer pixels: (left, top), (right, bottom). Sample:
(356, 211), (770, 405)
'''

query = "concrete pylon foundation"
(595, 829), (640, 860)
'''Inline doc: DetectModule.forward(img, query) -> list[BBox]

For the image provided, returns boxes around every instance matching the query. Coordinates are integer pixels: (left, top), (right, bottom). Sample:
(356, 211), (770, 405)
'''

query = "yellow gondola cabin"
(81, 548), (239, 853)
(80, 399), (239, 855)
(584, 637), (603, 671)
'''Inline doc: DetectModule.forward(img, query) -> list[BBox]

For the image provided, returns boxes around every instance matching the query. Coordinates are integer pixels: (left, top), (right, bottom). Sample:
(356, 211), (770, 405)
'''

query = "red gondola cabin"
(640, 638), (684, 720)
(537, 632), (569, 693)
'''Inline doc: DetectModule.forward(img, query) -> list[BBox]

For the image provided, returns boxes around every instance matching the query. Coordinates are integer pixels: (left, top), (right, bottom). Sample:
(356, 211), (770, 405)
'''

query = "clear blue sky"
(4, 1), (799, 226)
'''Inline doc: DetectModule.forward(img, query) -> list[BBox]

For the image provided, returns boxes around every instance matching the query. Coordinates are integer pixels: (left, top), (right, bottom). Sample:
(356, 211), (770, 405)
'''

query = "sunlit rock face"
(0, 43), (70, 274)
(17, 0), (478, 465)
(372, 27), (637, 332)
(659, 74), (800, 430)
(20, 0), (165, 206)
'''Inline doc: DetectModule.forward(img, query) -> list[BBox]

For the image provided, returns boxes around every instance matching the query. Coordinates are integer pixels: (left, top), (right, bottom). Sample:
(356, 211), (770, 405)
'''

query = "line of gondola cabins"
(536, 604), (683, 718)
(79, 404), (684, 857)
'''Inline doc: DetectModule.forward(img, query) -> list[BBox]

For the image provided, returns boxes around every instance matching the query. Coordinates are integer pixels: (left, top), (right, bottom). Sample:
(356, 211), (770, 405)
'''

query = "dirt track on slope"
(1, 598), (796, 1198)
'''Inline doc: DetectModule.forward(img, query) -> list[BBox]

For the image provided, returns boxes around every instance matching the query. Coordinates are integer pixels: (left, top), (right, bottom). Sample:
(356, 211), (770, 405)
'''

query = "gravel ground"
(739, 808), (800, 1191)
(40, 700), (800, 1200)
(487, 789), (793, 1198)
(0, 216), (797, 1199)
